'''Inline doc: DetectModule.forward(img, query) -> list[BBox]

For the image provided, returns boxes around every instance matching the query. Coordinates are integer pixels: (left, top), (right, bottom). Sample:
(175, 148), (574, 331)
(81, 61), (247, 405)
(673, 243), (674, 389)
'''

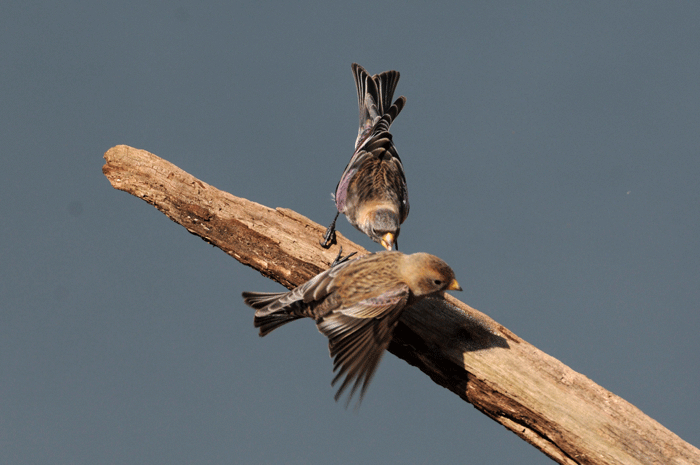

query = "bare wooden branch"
(103, 145), (699, 465)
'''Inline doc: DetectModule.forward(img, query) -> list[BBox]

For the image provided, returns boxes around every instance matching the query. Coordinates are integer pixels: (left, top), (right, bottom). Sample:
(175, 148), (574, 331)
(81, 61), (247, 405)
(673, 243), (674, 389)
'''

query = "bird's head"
(404, 253), (462, 297)
(370, 209), (400, 250)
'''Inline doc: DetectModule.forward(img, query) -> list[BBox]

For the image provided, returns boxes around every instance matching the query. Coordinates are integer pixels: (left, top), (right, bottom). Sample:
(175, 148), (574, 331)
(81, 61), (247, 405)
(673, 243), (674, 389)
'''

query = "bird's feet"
(330, 247), (357, 267)
(319, 227), (337, 249)
(319, 212), (340, 249)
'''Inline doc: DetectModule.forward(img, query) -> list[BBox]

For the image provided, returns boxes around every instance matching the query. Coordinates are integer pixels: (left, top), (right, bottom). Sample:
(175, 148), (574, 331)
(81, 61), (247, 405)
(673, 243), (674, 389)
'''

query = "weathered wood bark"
(103, 145), (699, 465)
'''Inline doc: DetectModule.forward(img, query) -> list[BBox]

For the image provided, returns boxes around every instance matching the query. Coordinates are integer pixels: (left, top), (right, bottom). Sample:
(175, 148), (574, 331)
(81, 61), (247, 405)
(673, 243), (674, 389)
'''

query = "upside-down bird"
(320, 63), (409, 251)
(242, 251), (461, 406)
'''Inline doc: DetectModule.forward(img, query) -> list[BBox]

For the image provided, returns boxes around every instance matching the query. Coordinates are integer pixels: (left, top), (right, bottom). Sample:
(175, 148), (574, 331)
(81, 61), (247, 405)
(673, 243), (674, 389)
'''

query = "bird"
(320, 63), (409, 251)
(242, 250), (461, 406)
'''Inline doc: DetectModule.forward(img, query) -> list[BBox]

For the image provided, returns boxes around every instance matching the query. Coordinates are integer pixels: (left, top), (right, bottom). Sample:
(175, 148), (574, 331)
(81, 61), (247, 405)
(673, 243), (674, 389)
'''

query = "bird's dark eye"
(434, 279), (442, 286)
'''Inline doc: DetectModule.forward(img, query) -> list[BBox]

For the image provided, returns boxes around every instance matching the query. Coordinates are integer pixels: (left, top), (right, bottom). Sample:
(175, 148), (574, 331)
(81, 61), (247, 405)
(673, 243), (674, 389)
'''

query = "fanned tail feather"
(242, 291), (303, 336)
(352, 63), (406, 149)
(374, 69), (400, 115)
(242, 291), (288, 310)
(253, 311), (302, 337)
(372, 96), (406, 135)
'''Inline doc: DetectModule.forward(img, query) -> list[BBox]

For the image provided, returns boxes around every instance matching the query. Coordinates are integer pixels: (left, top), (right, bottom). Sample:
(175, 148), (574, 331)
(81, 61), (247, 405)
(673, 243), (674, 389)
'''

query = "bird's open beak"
(380, 232), (395, 251)
(447, 279), (462, 291)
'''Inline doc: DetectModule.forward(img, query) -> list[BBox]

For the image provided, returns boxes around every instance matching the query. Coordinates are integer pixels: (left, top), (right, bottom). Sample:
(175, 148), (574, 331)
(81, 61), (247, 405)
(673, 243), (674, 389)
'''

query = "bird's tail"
(242, 291), (303, 336)
(352, 63), (406, 148)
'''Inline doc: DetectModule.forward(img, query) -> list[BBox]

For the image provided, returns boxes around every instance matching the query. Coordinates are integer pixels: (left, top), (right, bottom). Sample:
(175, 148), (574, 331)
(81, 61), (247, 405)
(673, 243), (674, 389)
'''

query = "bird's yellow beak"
(380, 232), (395, 251)
(447, 279), (462, 291)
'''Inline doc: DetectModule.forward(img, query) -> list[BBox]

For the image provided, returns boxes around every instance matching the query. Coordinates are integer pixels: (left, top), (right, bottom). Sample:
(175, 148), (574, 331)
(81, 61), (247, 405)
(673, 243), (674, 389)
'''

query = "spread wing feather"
(316, 284), (409, 406)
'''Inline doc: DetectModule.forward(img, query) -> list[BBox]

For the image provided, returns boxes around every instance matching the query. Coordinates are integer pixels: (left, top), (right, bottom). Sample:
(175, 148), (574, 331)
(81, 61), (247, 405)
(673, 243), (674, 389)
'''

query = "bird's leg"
(329, 247), (357, 267)
(320, 211), (340, 248)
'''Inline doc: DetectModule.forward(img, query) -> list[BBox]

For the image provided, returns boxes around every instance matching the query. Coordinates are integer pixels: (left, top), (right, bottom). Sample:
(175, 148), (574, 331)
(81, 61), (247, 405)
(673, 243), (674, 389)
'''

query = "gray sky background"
(2, 2), (699, 464)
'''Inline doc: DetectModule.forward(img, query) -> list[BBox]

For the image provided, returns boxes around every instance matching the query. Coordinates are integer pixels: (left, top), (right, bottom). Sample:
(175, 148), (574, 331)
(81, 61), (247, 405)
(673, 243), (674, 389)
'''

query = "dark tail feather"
(353, 63), (380, 138)
(242, 291), (303, 336)
(373, 70), (401, 115)
(385, 95), (406, 122)
(254, 312), (302, 337)
(242, 291), (288, 310)
(372, 96), (406, 135)
(352, 63), (405, 148)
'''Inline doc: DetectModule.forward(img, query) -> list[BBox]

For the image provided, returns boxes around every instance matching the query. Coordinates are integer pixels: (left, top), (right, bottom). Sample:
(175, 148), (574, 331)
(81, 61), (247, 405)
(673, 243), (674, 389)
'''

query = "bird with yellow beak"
(321, 63), (409, 251)
(242, 251), (461, 406)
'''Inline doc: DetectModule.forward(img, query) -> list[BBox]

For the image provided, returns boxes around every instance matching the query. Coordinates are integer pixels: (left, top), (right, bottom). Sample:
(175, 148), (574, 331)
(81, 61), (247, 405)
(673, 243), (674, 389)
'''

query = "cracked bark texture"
(103, 145), (699, 465)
